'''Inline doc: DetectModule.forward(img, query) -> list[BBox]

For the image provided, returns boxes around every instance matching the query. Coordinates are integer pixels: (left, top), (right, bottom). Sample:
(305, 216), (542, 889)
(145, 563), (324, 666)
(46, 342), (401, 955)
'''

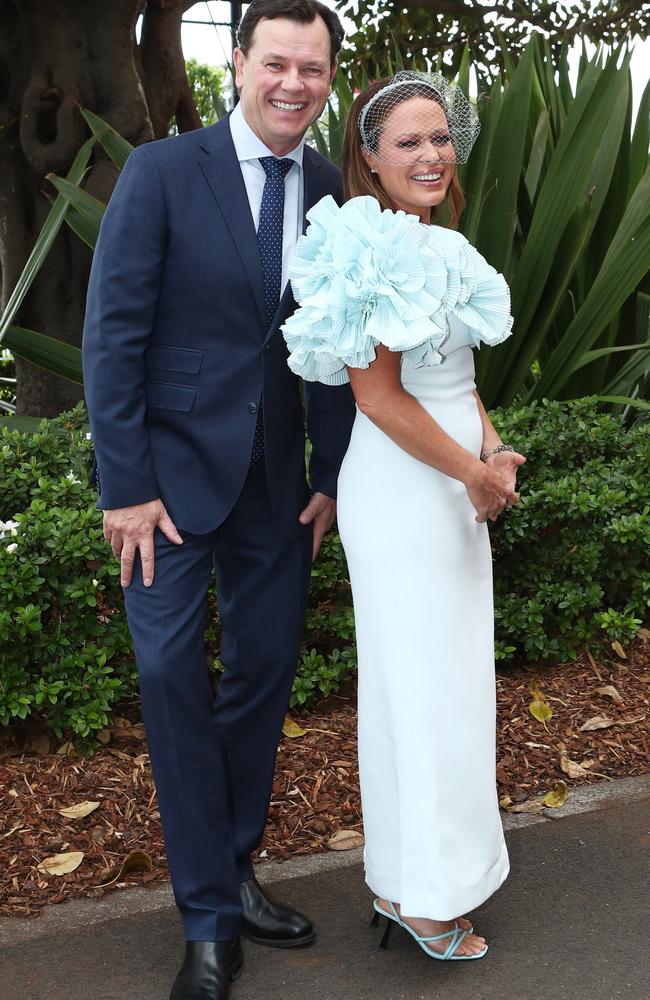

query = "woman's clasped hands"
(466, 449), (526, 523)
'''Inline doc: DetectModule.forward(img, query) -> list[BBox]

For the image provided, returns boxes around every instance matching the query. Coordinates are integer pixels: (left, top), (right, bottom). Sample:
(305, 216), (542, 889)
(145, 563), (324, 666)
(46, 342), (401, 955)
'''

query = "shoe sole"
(241, 930), (316, 949)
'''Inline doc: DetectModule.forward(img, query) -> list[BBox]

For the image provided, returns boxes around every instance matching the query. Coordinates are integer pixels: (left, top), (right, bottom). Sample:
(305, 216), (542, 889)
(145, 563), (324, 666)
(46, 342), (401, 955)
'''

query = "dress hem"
(364, 838), (510, 921)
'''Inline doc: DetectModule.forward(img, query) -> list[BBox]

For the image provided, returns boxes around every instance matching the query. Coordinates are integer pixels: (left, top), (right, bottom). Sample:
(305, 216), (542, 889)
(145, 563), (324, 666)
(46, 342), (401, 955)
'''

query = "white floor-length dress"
(283, 195), (512, 920)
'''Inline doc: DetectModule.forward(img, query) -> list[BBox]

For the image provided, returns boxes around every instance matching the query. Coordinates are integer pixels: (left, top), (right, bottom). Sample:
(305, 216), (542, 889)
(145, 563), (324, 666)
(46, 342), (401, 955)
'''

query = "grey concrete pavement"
(2, 776), (649, 1000)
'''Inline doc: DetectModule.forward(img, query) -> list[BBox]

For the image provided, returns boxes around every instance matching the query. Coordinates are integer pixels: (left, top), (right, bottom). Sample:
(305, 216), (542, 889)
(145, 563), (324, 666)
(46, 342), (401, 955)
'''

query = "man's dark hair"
(237, 0), (345, 64)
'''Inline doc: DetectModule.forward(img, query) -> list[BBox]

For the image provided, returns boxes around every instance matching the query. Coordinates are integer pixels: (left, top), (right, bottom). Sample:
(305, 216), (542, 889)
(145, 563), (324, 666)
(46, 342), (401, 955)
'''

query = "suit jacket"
(82, 116), (355, 534)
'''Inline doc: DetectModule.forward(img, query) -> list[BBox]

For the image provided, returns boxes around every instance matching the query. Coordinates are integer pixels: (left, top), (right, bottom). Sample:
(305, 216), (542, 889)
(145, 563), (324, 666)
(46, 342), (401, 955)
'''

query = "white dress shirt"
(229, 102), (305, 295)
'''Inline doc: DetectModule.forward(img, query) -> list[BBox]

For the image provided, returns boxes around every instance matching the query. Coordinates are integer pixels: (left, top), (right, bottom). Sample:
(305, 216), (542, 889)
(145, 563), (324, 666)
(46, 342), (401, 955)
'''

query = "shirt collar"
(229, 101), (304, 169)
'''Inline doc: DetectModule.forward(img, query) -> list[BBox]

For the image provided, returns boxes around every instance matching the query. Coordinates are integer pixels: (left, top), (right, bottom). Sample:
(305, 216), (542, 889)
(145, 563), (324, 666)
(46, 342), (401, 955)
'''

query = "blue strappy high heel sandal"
(370, 899), (487, 961)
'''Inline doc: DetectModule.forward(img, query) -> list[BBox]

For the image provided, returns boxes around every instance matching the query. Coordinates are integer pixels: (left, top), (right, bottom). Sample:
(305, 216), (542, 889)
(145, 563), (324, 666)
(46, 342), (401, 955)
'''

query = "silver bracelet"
(480, 444), (514, 463)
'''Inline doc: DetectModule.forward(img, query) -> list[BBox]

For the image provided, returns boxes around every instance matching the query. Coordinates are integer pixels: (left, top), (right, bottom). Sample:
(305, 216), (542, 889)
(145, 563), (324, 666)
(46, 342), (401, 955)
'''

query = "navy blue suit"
(83, 116), (354, 940)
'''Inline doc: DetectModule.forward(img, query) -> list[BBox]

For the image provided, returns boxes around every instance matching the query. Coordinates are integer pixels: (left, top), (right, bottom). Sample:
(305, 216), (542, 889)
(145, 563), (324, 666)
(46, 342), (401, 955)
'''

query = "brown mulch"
(1, 634), (648, 919)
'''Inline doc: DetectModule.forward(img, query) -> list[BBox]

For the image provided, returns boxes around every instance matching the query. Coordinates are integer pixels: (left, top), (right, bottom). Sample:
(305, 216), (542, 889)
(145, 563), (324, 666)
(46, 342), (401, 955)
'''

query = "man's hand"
(298, 492), (336, 561)
(103, 499), (183, 588)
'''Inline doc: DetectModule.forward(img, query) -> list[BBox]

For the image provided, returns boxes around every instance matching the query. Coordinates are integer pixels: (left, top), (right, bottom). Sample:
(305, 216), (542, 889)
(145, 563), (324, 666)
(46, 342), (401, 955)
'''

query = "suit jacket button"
(248, 402), (258, 414)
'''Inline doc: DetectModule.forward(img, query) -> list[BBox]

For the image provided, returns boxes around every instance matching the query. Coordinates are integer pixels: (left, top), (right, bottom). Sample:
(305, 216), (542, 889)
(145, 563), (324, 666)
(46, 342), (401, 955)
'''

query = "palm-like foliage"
(465, 40), (650, 411)
(1, 40), (648, 414)
(315, 38), (650, 411)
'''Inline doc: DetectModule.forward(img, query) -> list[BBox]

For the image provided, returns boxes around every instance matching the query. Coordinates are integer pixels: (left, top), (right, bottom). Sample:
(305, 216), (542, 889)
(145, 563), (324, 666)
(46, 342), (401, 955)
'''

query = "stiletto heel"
(370, 910), (380, 928)
(378, 918), (394, 950)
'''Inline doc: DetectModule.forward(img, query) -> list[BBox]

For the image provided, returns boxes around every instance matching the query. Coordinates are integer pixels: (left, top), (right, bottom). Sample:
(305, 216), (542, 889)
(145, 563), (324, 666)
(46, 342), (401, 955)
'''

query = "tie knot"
(260, 156), (293, 180)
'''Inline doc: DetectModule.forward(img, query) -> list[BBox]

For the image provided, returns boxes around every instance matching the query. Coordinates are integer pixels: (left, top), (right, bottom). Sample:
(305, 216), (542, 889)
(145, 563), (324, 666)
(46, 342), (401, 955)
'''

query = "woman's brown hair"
(342, 77), (465, 229)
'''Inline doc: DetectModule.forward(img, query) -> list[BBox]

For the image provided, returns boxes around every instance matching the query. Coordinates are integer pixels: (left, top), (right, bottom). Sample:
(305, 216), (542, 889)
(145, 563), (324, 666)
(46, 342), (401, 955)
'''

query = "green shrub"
(490, 399), (649, 660)
(0, 405), (134, 751)
(1, 400), (648, 747)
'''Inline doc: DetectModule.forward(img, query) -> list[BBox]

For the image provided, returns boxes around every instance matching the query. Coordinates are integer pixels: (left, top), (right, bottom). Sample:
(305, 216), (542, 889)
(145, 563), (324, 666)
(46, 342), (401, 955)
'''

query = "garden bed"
(1, 634), (648, 919)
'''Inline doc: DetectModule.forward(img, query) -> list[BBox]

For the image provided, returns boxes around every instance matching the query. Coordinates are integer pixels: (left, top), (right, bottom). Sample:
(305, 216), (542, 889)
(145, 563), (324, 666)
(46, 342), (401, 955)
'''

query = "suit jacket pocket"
(145, 380), (197, 412)
(144, 346), (204, 374)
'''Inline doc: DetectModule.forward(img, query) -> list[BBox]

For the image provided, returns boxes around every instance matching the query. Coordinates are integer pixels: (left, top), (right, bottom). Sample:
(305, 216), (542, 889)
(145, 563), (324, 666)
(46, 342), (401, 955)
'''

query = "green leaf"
(0, 415), (43, 432)
(581, 395), (650, 413)
(524, 108), (551, 203)
(0, 137), (96, 347)
(79, 107), (133, 170)
(309, 120), (330, 160)
(2, 326), (83, 384)
(47, 174), (105, 247)
(62, 204), (100, 250)
(571, 342), (650, 369)
(476, 40), (534, 274)
(629, 74), (650, 198)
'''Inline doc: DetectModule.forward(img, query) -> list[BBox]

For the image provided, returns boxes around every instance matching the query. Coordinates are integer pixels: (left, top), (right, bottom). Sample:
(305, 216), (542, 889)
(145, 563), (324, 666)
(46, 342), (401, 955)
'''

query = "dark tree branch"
(140, 0), (202, 137)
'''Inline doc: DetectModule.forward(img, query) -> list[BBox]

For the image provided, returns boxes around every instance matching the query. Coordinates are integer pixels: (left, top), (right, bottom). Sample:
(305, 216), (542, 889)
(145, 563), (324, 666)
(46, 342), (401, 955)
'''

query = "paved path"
(2, 777), (649, 1000)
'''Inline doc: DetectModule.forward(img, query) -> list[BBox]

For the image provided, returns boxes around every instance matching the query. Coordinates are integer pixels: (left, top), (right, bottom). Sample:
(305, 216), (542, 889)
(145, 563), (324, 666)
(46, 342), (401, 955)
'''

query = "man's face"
(234, 16), (335, 156)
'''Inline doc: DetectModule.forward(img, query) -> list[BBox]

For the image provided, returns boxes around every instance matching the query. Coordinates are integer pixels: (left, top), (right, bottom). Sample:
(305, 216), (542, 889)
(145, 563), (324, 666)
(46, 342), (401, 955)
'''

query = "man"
(82, 2), (354, 997)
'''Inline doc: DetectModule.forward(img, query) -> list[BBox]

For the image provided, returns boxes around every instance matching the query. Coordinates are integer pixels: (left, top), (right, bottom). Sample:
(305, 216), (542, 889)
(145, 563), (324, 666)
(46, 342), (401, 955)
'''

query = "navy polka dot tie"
(250, 156), (293, 465)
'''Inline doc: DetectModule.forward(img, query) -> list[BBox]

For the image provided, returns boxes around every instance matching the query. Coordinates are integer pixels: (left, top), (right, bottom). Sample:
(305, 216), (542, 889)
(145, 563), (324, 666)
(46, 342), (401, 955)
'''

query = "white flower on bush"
(92, 579), (99, 587)
(6, 542), (17, 554)
(85, 432), (92, 441)
(0, 519), (19, 538)
(66, 471), (81, 485)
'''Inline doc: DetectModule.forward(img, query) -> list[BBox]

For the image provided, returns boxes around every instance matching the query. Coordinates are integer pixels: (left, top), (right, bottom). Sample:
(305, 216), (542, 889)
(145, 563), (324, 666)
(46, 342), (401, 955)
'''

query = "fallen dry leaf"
(282, 716), (308, 739)
(580, 715), (615, 731)
(529, 699), (553, 728)
(560, 753), (590, 779)
(512, 799), (546, 814)
(499, 795), (545, 814)
(99, 849), (152, 888)
(611, 641), (627, 659)
(544, 781), (568, 809)
(596, 685), (624, 706)
(327, 829), (365, 851)
(58, 801), (101, 820)
(529, 682), (545, 702)
(37, 851), (84, 876)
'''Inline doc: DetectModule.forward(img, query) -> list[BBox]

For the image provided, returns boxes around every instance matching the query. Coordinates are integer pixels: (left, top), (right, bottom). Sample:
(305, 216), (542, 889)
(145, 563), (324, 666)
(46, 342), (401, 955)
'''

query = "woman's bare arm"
(348, 346), (518, 522)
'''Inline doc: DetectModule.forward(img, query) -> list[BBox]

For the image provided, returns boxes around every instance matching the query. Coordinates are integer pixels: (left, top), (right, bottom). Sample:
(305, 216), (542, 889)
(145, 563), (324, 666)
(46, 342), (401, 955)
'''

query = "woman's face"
(364, 96), (455, 222)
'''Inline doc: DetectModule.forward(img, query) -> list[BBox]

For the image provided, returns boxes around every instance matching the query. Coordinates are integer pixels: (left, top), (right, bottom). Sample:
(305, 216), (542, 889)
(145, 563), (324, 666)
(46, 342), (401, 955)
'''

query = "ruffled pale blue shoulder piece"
(427, 227), (514, 349)
(282, 195), (512, 385)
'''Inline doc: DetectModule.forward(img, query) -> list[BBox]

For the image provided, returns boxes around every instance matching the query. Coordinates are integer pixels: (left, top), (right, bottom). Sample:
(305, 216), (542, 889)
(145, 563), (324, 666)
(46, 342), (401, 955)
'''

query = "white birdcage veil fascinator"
(358, 70), (480, 166)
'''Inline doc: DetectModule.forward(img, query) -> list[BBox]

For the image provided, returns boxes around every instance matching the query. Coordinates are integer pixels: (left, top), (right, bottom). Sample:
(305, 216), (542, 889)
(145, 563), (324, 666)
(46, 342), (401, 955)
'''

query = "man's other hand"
(298, 492), (336, 561)
(103, 500), (183, 587)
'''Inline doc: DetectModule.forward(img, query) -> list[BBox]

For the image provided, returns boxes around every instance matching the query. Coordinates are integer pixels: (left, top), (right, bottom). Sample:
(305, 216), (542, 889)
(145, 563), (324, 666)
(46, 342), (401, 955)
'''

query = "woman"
(283, 72), (525, 961)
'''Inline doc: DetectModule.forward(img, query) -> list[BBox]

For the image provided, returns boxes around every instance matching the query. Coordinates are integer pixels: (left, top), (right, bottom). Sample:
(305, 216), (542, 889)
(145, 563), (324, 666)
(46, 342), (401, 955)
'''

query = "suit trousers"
(123, 461), (313, 940)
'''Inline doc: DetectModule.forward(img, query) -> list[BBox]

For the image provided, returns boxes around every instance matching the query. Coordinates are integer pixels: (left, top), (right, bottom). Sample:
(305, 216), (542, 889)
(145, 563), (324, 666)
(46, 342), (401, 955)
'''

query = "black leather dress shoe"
(169, 939), (243, 1000)
(240, 877), (315, 948)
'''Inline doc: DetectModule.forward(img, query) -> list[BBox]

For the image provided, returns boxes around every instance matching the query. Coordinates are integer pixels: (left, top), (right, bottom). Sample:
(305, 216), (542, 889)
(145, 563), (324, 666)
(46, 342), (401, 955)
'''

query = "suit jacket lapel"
(198, 118), (267, 329)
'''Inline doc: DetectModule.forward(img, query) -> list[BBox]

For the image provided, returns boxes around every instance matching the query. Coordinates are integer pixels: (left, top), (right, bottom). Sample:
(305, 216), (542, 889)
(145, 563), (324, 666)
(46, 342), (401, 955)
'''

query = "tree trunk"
(0, 0), (200, 416)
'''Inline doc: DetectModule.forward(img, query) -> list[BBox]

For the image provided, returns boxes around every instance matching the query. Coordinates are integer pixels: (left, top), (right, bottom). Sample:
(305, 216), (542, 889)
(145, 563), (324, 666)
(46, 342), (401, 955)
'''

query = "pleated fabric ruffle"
(282, 195), (513, 385)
